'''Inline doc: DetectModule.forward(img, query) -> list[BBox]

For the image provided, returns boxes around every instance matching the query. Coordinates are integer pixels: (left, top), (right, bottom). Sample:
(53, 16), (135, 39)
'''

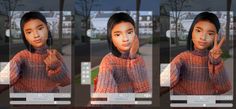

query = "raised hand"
(210, 34), (225, 59)
(129, 35), (139, 59)
(44, 49), (61, 76)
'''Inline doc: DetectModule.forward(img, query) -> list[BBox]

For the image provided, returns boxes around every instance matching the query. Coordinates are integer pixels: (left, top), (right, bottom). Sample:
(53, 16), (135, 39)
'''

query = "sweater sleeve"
(95, 57), (118, 93)
(128, 55), (150, 93)
(170, 53), (184, 88)
(9, 52), (24, 85)
(48, 51), (71, 87)
(208, 55), (231, 94)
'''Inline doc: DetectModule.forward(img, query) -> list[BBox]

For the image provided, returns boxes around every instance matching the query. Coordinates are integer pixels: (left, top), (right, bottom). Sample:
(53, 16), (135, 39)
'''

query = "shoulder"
(11, 49), (29, 63)
(99, 53), (115, 73)
(171, 51), (190, 62)
(12, 49), (30, 59)
(100, 53), (115, 65)
(176, 51), (190, 58)
(130, 54), (145, 65)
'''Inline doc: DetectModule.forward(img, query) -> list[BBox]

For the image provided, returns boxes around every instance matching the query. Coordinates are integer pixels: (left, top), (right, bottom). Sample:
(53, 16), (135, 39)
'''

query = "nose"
(122, 34), (129, 42)
(33, 30), (40, 38)
(200, 33), (207, 41)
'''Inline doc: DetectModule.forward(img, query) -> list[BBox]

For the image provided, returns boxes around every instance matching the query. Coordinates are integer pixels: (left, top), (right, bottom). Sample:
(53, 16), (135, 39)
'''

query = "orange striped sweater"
(170, 49), (231, 95)
(95, 53), (150, 93)
(10, 46), (70, 93)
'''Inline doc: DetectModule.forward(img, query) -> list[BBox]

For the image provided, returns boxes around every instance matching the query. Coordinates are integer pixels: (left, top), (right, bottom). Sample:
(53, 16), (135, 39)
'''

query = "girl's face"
(111, 22), (135, 54)
(23, 19), (48, 48)
(192, 20), (216, 50)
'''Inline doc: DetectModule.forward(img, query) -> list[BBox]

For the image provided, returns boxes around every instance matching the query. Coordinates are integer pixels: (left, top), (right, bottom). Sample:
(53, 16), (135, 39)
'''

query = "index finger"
(218, 36), (226, 48)
(134, 35), (139, 44)
(214, 34), (218, 47)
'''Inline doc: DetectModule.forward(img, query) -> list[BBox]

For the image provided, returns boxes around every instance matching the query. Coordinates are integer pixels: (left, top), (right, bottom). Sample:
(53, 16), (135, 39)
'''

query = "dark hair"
(20, 11), (53, 52)
(107, 12), (135, 57)
(187, 12), (220, 51)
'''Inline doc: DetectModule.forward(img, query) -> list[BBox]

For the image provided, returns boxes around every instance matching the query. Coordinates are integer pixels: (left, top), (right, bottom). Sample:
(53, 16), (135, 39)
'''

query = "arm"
(47, 51), (71, 87)
(208, 35), (231, 94)
(128, 55), (150, 93)
(95, 58), (118, 93)
(208, 55), (231, 94)
(9, 53), (23, 85)
(170, 53), (184, 89)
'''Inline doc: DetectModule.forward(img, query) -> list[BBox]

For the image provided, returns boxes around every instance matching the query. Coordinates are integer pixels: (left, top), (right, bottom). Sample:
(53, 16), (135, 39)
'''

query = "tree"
(136, 0), (141, 38)
(75, 0), (100, 43)
(165, 0), (188, 46)
(58, 0), (64, 53)
(0, 0), (23, 42)
(225, 0), (232, 54)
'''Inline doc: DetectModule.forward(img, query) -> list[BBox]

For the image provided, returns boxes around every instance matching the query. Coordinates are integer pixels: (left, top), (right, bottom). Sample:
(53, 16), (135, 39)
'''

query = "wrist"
(129, 53), (137, 59)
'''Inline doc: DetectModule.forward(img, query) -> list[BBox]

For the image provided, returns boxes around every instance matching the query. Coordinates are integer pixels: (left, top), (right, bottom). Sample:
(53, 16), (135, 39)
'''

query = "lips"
(198, 41), (208, 46)
(34, 39), (42, 43)
(122, 43), (130, 47)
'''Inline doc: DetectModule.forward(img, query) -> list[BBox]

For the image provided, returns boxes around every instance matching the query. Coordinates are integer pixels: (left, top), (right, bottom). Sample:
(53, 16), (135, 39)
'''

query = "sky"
(3, 0), (236, 16)
(0, 0), (160, 16)
(161, 0), (235, 14)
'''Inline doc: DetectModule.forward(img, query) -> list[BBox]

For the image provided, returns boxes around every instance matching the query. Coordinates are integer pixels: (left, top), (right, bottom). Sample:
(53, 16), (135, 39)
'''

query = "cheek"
(206, 35), (214, 41)
(192, 32), (200, 40)
(24, 34), (33, 43)
(207, 38), (214, 44)
(129, 34), (135, 43)
(40, 29), (49, 40)
(111, 37), (119, 47)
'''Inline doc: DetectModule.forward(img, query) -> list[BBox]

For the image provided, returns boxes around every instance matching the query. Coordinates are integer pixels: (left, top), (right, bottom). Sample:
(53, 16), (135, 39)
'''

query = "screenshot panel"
(161, 11), (234, 108)
(87, 11), (153, 105)
(75, 0), (159, 107)
(0, 11), (72, 105)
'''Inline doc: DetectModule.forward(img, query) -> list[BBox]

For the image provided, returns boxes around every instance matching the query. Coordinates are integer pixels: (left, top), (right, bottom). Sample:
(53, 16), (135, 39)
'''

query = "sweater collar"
(191, 47), (208, 56)
(120, 52), (130, 59)
(34, 45), (48, 54)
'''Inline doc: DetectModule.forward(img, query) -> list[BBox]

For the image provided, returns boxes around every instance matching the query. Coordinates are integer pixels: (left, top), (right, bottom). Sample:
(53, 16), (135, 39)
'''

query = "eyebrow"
(195, 27), (203, 30)
(207, 30), (216, 33)
(37, 24), (44, 28)
(24, 24), (44, 31)
(127, 28), (134, 31)
(113, 28), (134, 33)
(113, 31), (121, 34)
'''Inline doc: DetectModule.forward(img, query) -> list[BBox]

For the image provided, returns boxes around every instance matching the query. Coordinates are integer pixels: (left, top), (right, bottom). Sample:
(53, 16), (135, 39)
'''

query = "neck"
(120, 51), (130, 59)
(192, 47), (208, 56)
(34, 45), (48, 54)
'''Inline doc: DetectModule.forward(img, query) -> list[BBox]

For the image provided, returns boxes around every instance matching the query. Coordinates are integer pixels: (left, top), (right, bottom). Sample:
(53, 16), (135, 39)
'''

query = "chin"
(197, 47), (207, 50)
(33, 44), (44, 48)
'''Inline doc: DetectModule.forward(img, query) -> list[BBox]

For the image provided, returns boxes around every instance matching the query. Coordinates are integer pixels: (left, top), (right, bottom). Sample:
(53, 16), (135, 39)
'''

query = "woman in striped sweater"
(95, 12), (150, 93)
(9, 12), (70, 93)
(170, 12), (231, 95)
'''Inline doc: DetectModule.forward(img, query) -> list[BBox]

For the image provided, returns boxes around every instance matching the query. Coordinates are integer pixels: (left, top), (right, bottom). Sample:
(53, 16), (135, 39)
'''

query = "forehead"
(23, 19), (46, 29)
(194, 20), (217, 31)
(112, 22), (134, 32)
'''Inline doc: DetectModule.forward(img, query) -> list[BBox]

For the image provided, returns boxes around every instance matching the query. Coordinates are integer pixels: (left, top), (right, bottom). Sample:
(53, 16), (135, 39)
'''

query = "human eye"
(114, 33), (120, 37)
(208, 32), (215, 37)
(195, 28), (201, 32)
(38, 26), (44, 30)
(25, 31), (31, 35)
(127, 30), (133, 34)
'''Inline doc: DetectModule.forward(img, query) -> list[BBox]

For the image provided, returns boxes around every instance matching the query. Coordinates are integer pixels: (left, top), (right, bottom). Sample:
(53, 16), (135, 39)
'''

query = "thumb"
(47, 49), (53, 55)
